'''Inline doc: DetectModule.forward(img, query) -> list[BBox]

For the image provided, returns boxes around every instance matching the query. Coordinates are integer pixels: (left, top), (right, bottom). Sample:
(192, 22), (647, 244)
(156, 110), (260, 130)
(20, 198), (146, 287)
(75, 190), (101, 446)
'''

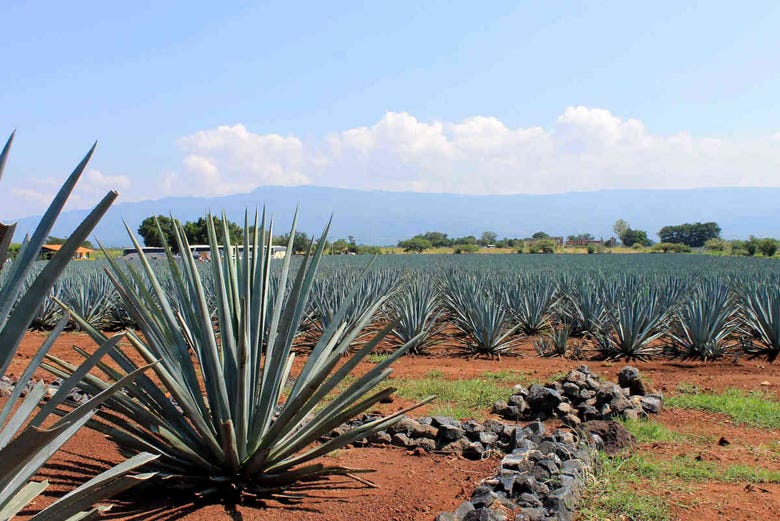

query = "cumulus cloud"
(161, 107), (780, 198)
(163, 124), (308, 196)
(5, 108), (779, 221)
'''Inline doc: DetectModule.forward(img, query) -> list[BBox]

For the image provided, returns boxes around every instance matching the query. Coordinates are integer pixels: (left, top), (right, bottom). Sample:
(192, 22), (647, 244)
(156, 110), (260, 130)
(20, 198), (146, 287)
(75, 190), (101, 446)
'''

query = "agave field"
(7, 252), (780, 363)
(2, 132), (780, 521)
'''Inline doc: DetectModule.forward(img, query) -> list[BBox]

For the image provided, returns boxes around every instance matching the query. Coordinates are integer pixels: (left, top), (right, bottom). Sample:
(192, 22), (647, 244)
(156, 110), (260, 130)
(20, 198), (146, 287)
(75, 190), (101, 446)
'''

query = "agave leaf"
(0, 480), (48, 520)
(0, 314), (69, 432)
(27, 453), (158, 521)
(0, 131), (14, 183)
(0, 384), (47, 450)
(0, 189), (117, 376)
(0, 143), (98, 333)
(0, 417), (92, 504)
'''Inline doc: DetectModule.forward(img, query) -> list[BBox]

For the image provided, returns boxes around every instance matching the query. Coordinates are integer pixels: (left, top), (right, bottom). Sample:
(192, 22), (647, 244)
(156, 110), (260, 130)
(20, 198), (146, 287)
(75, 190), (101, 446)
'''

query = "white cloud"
(164, 124), (308, 196)
(4, 108), (780, 221)
(3, 169), (131, 221)
(162, 108), (780, 198)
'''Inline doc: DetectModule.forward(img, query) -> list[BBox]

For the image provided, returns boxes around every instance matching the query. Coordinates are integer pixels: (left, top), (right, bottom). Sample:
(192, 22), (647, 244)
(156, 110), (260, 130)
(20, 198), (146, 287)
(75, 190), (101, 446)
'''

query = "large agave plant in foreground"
(0, 132), (156, 520)
(52, 212), (431, 501)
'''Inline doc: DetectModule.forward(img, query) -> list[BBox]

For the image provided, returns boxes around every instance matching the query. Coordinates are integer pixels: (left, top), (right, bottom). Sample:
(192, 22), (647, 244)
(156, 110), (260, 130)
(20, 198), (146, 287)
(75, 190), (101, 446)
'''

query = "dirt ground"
(8, 329), (780, 520)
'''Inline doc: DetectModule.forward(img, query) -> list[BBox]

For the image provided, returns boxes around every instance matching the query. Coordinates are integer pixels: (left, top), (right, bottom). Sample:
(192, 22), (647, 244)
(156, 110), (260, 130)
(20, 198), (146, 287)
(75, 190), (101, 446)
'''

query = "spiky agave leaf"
(504, 274), (558, 336)
(534, 326), (570, 358)
(670, 278), (738, 360)
(601, 285), (669, 361)
(738, 278), (780, 362)
(442, 272), (519, 356)
(388, 274), (443, 354)
(0, 134), (155, 520)
(50, 210), (432, 500)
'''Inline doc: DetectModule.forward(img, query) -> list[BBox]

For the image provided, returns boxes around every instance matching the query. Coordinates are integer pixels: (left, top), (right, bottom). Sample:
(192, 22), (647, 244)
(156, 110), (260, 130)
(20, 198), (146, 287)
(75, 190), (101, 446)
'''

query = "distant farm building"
(122, 245), (287, 261)
(40, 244), (95, 260)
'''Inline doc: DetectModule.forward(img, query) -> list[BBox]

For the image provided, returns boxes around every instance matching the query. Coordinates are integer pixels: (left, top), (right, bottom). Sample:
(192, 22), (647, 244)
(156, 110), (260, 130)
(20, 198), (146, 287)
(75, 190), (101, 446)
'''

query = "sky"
(2, 0), (780, 221)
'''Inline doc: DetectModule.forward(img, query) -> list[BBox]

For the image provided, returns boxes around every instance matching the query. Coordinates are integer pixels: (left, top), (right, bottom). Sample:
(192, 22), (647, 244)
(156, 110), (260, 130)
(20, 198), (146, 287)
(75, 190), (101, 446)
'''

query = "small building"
(121, 244), (287, 261)
(40, 244), (95, 260)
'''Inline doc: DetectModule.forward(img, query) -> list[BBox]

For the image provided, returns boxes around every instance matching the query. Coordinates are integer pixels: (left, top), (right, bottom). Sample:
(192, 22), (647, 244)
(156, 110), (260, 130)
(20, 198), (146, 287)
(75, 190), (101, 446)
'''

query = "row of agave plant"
(1, 132), (430, 519)
(431, 271), (779, 362)
(9, 253), (780, 364)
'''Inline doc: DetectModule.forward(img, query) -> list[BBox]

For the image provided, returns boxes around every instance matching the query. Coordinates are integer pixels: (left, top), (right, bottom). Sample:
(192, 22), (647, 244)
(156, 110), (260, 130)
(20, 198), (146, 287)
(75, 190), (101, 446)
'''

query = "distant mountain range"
(10, 185), (780, 247)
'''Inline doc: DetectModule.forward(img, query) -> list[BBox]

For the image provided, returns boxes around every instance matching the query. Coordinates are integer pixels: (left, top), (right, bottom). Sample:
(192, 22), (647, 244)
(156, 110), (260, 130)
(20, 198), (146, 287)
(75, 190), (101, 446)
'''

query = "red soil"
(7, 330), (780, 520)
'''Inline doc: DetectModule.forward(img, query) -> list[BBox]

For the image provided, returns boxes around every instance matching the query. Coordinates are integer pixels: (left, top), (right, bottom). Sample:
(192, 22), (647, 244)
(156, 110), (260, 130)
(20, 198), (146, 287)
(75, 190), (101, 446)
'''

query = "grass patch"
(620, 418), (687, 443)
(666, 388), (780, 429)
(723, 464), (780, 483)
(388, 370), (527, 419)
(580, 453), (671, 521)
(609, 453), (780, 484)
(366, 353), (390, 364)
(582, 449), (780, 521)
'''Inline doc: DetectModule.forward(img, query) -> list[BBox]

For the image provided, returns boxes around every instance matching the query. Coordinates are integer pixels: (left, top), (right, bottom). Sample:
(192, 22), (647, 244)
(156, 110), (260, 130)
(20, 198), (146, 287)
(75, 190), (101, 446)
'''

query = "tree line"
(132, 215), (779, 257)
(136, 215), (381, 255)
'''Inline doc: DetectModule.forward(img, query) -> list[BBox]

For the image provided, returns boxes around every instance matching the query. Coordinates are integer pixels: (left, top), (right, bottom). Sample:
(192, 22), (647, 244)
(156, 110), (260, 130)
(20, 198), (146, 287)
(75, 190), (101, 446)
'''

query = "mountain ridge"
(10, 185), (778, 247)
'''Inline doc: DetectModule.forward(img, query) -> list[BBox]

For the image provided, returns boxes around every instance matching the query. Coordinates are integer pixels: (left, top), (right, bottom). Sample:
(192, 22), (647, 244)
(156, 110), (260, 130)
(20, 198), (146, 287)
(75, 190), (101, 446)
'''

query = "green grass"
(722, 464), (780, 483)
(582, 449), (780, 520)
(580, 453), (671, 521)
(388, 370), (528, 419)
(611, 453), (780, 484)
(666, 388), (780, 429)
(366, 353), (390, 364)
(619, 418), (687, 443)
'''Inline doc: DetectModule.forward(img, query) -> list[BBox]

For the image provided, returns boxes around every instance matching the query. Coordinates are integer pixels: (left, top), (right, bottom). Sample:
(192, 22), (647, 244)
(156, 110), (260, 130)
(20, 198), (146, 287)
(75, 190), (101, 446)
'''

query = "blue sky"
(2, 1), (780, 220)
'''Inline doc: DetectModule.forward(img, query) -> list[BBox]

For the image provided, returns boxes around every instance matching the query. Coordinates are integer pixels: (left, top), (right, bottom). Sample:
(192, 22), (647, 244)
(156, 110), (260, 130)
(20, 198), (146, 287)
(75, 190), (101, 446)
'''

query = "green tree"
(6, 242), (21, 260)
(183, 216), (242, 245)
(566, 233), (595, 243)
(756, 237), (779, 257)
(531, 231), (550, 239)
(274, 231), (311, 254)
(657, 222), (721, 247)
(454, 243), (480, 254)
(652, 242), (691, 253)
(613, 220), (629, 244)
(331, 238), (350, 254)
(621, 228), (650, 247)
(739, 236), (780, 257)
(528, 239), (556, 254)
(479, 231), (497, 246)
(452, 235), (477, 246)
(398, 237), (431, 253)
(418, 232), (452, 248)
(137, 215), (179, 249)
(704, 238), (728, 252)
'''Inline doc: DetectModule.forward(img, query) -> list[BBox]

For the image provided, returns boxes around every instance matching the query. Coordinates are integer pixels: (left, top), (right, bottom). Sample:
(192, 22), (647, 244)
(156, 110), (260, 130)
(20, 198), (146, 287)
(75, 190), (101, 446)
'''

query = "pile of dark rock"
(331, 414), (513, 459)
(435, 421), (593, 521)
(328, 366), (662, 521)
(492, 365), (662, 426)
